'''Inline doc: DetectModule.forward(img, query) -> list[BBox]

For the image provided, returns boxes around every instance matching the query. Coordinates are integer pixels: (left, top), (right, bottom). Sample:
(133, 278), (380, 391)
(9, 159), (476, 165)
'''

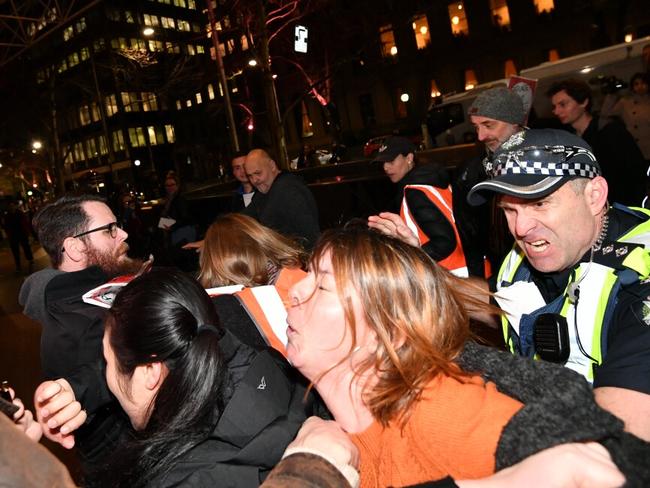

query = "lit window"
(187, 44), (196, 55)
(76, 18), (87, 33)
(142, 92), (158, 111)
(86, 138), (98, 157)
(186, 99), (192, 108)
(188, 0), (196, 8)
(91, 102), (101, 122)
(430, 80), (441, 98)
(379, 25), (397, 58)
(122, 92), (140, 112)
(504, 59), (517, 78)
(128, 128), (146, 147)
(301, 101), (313, 137)
(173, 0), (186, 7)
(105, 95), (118, 117)
(125, 11), (135, 23)
(464, 69), (478, 90)
(192, 23), (201, 33)
(448, 2), (469, 36)
(196, 45), (205, 54)
(93, 38), (106, 51)
(548, 48), (560, 61)
(74, 142), (85, 162)
(176, 100), (182, 110)
(218, 43), (226, 58)
(144, 14), (159, 27)
(178, 20), (191, 31)
(226, 39), (235, 54)
(119, 37), (128, 49)
(207, 84), (215, 100)
(98, 135), (108, 155)
(63, 26), (74, 41)
(149, 40), (164, 51)
(79, 105), (91, 125)
(161, 17), (175, 29)
(68, 52), (80, 67)
(490, 0), (510, 28)
(241, 35), (249, 51)
(165, 124), (176, 143)
(80, 47), (89, 61)
(111, 39), (119, 49)
(148, 126), (158, 145)
(196, 92), (202, 104)
(534, 0), (554, 14)
(412, 15), (431, 49)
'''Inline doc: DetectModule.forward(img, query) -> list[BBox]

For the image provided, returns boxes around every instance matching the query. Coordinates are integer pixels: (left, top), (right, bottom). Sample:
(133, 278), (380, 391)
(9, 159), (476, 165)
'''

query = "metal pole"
(205, 0), (240, 153)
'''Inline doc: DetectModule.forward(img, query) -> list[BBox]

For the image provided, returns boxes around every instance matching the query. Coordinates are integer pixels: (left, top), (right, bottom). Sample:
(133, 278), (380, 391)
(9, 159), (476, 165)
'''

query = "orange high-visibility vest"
(400, 184), (469, 277)
(219, 267), (306, 358)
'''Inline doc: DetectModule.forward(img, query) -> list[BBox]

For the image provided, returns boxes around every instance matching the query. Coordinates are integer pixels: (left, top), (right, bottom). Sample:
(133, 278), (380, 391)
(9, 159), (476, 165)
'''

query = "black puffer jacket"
(151, 330), (323, 487)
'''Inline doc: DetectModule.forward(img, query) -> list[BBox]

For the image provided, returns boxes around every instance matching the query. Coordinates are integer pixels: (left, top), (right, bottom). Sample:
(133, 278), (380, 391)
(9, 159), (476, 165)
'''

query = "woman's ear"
(143, 361), (167, 391)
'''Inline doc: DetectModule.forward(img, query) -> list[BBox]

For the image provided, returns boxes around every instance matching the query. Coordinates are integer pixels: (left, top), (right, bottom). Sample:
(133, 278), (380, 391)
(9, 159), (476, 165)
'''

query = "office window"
(142, 92), (158, 111)
(76, 18), (87, 33)
(430, 80), (441, 98)
(192, 23), (201, 33)
(125, 11), (135, 23)
(173, 0), (186, 7)
(65, 151), (74, 165)
(161, 17), (175, 29)
(119, 37), (128, 49)
(165, 124), (176, 143)
(98, 135), (108, 155)
(86, 138), (98, 157)
(90, 102), (100, 122)
(143, 14), (159, 26)
(207, 84), (215, 100)
(187, 0), (196, 8)
(63, 25), (74, 41)
(74, 142), (85, 162)
(113, 130), (126, 152)
(464, 69), (478, 90)
(196, 45), (205, 54)
(131, 38), (147, 50)
(128, 127), (146, 147)
(534, 0), (554, 14)
(79, 105), (91, 125)
(448, 2), (469, 36)
(548, 48), (560, 61)
(105, 95), (118, 117)
(412, 15), (431, 49)
(121, 92), (140, 112)
(186, 99), (192, 108)
(149, 40), (164, 51)
(187, 44), (196, 55)
(195, 92), (203, 104)
(80, 47), (90, 61)
(379, 25), (397, 57)
(504, 59), (517, 78)
(94, 38), (106, 51)
(148, 126), (159, 145)
(57, 59), (67, 74)
(178, 20), (191, 31)
(176, 100), (182, 110)
(226, 39), (235, 54)
(241, 35), (249, 51)
(68, 52), (80, 67)
(490, 0), (511, 28)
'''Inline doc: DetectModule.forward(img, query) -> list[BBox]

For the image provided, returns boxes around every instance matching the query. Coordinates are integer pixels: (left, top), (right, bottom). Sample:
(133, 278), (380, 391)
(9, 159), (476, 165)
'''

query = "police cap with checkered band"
(467, 129), (601, 206)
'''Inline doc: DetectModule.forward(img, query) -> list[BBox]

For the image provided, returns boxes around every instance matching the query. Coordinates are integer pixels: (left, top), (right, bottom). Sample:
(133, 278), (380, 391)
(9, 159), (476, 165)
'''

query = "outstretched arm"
(34, 379), (87, 449)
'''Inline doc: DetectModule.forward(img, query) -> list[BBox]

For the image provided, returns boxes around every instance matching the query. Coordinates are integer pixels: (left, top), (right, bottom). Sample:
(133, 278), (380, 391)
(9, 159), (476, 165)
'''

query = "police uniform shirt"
(491, 206), (650, 395)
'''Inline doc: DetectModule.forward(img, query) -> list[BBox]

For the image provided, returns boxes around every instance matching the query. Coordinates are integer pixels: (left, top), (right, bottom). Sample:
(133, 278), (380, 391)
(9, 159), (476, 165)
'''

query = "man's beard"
(85, 241), (144, 278)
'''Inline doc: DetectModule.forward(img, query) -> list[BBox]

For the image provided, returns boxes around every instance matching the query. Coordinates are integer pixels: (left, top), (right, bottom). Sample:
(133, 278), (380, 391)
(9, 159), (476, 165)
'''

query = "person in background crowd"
(158, 171), (197, 270)
(199, 213), (307, 354)
(117, 192), (146, 259)
(453, 86), (528, 276)
(244, 149), (320, 250)
(468, 128), (650, 442)
(230, 152), (256, 211)
(86, 269), (317, 488)
(601, 72), (650, 163)
(547, 78), (646, 206)
(1, 200), (34, 273)
(199, 213), (306, 289)
(373, 136), (467, 276)
(285, 224), (648, 487)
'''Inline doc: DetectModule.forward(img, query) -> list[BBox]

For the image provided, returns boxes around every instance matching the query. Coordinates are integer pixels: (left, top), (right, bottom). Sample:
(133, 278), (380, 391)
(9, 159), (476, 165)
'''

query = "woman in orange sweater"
(285, 225), (640, 487)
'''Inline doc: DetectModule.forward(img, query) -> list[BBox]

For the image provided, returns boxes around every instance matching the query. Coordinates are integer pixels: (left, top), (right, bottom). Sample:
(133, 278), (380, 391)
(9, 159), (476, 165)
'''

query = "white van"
(426, 36), (649, 148)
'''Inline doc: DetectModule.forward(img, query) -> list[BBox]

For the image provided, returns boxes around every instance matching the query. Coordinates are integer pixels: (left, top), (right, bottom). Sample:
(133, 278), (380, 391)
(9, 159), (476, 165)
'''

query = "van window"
(427, 102), (465, 137)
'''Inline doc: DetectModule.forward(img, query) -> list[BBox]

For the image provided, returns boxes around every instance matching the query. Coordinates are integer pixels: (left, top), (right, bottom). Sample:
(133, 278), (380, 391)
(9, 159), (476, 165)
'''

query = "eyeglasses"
(73, 222), (120, 239)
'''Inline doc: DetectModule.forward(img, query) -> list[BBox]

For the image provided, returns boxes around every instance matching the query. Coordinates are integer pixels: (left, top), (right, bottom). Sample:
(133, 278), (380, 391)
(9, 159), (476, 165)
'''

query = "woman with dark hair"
(286, 225), (648, 487)
(95, 269), (317, 488)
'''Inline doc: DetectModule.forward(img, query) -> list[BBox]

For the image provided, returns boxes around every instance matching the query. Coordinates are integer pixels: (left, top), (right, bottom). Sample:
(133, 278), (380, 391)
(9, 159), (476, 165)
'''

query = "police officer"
(468, 128), (650, 442)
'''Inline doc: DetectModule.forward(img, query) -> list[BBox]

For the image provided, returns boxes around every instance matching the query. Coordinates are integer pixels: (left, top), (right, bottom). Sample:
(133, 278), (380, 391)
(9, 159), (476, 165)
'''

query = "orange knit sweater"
(351, 373), (523, 488)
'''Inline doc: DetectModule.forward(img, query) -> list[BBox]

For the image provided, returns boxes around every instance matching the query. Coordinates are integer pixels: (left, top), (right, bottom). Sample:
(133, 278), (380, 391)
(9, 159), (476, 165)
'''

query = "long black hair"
(97, 269), (227, 487)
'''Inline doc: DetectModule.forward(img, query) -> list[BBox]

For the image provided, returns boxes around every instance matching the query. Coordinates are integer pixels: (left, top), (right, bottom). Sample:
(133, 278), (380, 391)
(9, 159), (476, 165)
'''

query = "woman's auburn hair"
(199, 213), (306, 288)
(312, 226), (496, 427)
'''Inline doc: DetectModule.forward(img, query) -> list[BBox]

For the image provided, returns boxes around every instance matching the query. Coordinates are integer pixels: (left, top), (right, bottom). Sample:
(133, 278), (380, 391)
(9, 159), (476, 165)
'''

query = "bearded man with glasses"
(19, 195), (145, 472)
